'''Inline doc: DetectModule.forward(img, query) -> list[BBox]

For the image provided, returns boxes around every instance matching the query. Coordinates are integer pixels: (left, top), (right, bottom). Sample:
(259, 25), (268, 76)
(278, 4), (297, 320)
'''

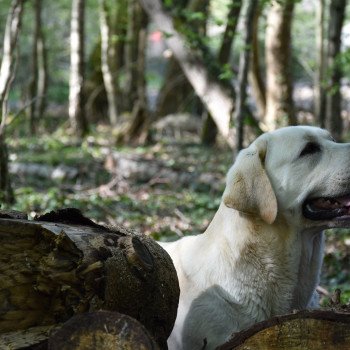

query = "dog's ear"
(223, 138), (277, 224)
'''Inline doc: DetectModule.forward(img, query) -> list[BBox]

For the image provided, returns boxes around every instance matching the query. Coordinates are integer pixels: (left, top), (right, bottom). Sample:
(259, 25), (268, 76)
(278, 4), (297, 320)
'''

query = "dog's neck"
(198, 202), (323, 316)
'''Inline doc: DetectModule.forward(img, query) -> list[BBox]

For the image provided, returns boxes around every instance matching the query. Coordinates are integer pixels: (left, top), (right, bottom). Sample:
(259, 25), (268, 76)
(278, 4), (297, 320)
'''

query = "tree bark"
(121, 4), (150, 144)
(265, 0), (296, 129)
(29, 0), (39, 135)
(115, 0), (152, 145)
(248, 4), (266, 120)
(325, 0), (347, 141)
(99, 0), (119, 127)
(124, 0), (141, 111)
(29, 0), (47, 135)
(217, 309), (350, 350)
(69, 0), (89, 137)
(139, 0), (235, 147)
(0, 138), (13, 204)
(36, 10), (48, 126)
(314, 0), (326, 128)
(217, 0), (242, 64)
(0, 0), (25, 204)
(0, 208), (179, 349)
(234, 0), (258, 153)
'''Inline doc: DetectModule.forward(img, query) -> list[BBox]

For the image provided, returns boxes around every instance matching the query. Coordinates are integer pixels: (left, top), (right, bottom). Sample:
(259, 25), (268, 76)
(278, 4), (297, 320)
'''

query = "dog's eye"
(300, 142), (321, 157)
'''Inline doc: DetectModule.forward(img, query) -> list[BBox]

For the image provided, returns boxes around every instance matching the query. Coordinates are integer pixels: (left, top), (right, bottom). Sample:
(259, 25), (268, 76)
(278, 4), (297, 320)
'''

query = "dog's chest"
(226, 247), (299, 319)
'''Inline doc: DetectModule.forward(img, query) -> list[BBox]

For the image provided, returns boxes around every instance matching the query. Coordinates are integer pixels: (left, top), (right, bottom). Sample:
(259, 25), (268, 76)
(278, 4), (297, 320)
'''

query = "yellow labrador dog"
(161, 126), (350, 349)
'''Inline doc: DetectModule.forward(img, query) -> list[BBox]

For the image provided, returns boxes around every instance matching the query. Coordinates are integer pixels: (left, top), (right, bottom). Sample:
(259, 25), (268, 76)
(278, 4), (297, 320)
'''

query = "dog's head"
(223, 126), (350, 229)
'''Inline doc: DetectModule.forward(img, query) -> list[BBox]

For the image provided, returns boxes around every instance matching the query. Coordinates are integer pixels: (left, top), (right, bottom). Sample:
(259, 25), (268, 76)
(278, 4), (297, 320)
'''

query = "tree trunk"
(265, 0), (296, 130)
(99, 0), (119, 127)
(69, 0), (89, 137)
(29, 0), (47, 135)
(234, 0), (258, 154)
(325, 0), (347, 141)
(139, 0), (235, 147)
(201, 0), (242, 145)
(0, 138), (13, 204)
(217, 309), (350, 350)
(124, 0), (141, 111)
(0, 208), (179, 349)
(217, 0), (242, 64)
(314, 0), (326, 128)
(248, 4), (266, 120)
(119, 3), (149, 144)
(36, 10), (48, 125)
(29, 0), (39, 135)
(0, 0), (25, 204)
(156, 0), (206, 120)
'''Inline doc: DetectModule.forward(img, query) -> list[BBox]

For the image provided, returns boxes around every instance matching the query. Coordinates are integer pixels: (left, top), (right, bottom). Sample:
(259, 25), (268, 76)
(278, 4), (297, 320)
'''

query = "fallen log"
(217, 309), (350, 350)
(0, 208), (179, 349)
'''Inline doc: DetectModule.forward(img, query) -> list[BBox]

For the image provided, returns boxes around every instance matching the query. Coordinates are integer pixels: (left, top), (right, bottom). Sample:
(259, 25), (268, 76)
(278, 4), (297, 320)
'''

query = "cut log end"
(48, 311), (159, 350)
(217, 309), (350, 350)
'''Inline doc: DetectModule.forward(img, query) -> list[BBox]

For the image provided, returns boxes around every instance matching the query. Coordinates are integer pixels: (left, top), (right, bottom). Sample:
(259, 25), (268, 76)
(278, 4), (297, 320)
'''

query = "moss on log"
(217, 309), (350, 350)
(0, 209), (179, 349)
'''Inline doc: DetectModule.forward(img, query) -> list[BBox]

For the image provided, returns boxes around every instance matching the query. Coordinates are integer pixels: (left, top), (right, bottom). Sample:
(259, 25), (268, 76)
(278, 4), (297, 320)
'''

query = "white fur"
(161, 126), (350, 350)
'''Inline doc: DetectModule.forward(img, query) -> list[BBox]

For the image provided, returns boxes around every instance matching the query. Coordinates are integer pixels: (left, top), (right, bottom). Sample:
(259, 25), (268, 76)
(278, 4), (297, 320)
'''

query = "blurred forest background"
(0, 0), (349, 301)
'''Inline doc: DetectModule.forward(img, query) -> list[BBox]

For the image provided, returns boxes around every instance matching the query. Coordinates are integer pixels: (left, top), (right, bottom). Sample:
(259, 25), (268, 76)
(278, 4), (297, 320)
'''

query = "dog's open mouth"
(303, 194), (350, 220)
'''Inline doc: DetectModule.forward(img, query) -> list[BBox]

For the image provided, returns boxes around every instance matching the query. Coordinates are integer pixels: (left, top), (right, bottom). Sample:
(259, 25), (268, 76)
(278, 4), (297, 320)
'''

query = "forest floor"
(4, 123), (350, 305)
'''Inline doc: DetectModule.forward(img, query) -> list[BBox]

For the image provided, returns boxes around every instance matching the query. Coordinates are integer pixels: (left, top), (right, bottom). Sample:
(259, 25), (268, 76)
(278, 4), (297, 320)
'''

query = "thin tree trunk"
(29, 0), (39, 134)
(218, 0), (242, 64)
(69, 0), (89, 137)
(325, 0), (346, 140)
(120, 4), (149, 144)
(29, 0), (47, 135)
(0, 0), (25, 204)
(234, 0), (258, 153)
(248, 4), (266, 120)
(36, 12), (48, 122)
(99, 0), (118, 126)
(314, 0), (326, 128)
(124, 0), (140, 111)
(201, 0), (242, 145)
(139, 0), (235, 147)
(112, 0), (126, 112)
(265, 0), (296, 129)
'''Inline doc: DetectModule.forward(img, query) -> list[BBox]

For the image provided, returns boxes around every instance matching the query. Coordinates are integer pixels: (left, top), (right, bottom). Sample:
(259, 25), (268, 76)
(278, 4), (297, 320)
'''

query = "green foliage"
(336, 48), (350, 77)
(321, 229), (350, 303)
(218, 63), (235, 80)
